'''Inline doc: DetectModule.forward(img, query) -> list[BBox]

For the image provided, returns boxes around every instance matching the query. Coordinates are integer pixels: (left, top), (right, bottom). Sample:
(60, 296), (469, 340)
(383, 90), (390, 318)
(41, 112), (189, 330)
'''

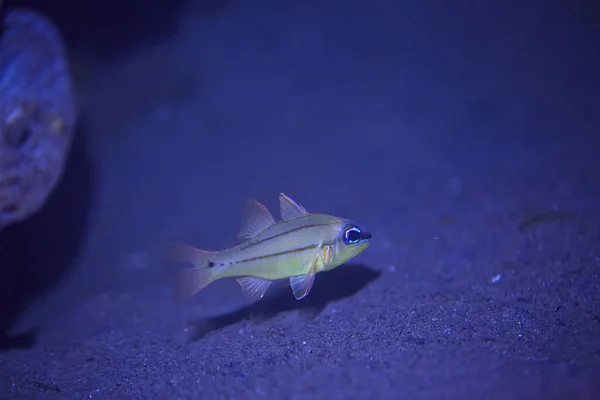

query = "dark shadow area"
(0, 123), (96, 351)
(186, 264), (382, 343)
(1, 0), (232, 60)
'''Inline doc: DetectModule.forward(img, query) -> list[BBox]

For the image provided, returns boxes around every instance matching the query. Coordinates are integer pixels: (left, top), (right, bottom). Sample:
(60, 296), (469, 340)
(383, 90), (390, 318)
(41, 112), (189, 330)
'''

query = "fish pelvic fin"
(289, 259), (317, 300)
(290, 272), (316, 300)
(168, 242), (218, 300)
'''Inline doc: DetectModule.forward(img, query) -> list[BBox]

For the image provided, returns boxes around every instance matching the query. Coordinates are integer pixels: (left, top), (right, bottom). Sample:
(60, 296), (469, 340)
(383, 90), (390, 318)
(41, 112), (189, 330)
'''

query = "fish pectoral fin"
(236, 276), (272, 303)
(237, 198), (277, 240)
(290, 272), (316, 300)
(279, 193), (309, 221)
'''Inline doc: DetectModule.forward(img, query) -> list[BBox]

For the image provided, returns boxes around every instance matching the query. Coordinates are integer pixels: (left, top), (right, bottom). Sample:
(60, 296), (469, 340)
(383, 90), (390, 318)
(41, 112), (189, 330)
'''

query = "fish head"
(326, 219), (371, 270)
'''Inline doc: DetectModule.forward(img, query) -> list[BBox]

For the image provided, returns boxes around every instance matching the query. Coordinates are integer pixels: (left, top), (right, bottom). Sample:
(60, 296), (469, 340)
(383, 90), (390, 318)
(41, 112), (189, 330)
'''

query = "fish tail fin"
(168, 242), (218, 300)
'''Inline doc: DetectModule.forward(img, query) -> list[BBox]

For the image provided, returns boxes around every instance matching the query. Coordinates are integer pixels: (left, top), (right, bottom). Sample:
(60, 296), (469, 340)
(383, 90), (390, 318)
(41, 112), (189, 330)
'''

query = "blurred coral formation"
(0, 7), (77, 231)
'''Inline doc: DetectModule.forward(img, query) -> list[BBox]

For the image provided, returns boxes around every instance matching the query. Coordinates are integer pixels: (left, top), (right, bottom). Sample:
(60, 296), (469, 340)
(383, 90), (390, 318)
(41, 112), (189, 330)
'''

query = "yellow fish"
(170, 193), (372, 302)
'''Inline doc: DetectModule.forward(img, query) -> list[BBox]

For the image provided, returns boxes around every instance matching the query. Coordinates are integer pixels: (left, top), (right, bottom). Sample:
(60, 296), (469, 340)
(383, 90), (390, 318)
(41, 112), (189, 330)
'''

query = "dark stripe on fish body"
(236, 240), (335, 264)
(236, 244), (318, 264)
(238, 221), (339, 251)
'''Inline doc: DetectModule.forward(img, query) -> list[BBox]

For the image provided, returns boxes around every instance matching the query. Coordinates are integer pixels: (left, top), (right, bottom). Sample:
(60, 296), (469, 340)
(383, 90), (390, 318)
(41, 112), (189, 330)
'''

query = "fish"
(169, 193), (372, 302)
(517, 211), (572, 232)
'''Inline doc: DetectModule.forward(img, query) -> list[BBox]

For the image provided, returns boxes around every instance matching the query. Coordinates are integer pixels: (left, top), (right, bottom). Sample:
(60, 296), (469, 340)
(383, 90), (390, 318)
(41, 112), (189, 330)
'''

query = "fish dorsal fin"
(237, 198), (277, 240)
(279, 193), (309, 221)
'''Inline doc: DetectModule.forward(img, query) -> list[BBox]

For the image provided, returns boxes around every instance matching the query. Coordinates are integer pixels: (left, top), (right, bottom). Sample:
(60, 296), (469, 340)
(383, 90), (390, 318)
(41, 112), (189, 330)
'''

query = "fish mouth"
(360, 231), (372, 240)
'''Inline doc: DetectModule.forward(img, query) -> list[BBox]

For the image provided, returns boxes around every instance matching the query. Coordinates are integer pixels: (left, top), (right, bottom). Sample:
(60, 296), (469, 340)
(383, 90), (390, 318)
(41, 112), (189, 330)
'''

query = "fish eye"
(343, 225), (363, 245)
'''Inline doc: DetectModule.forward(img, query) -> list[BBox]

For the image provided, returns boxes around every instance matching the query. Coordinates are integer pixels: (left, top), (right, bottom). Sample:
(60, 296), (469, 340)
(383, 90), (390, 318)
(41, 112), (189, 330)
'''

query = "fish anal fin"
(279, 192), (309, 221)
(237, 198), (277, 240)
(236, 276), (272, 303)
(290, 271), (316, 300)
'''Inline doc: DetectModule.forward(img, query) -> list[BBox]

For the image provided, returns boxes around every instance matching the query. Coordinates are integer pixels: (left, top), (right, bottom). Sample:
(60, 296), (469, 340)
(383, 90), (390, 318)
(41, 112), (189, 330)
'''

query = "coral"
(0, 8), (77, 231)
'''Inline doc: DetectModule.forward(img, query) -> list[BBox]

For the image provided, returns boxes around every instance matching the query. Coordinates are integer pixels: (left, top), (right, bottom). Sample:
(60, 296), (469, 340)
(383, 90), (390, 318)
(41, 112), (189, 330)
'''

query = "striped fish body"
(212, 214), (343, 281)
(171, 193), (371, 302)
